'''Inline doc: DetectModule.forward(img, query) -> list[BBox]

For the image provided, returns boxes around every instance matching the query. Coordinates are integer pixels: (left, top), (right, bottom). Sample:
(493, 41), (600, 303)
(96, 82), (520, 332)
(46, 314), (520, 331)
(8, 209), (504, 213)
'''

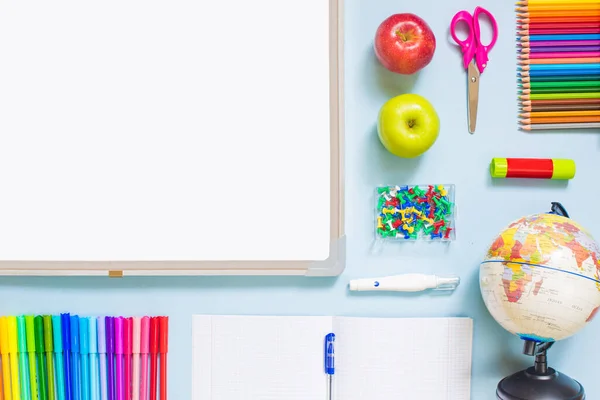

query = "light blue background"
(1, 0), (600, 398)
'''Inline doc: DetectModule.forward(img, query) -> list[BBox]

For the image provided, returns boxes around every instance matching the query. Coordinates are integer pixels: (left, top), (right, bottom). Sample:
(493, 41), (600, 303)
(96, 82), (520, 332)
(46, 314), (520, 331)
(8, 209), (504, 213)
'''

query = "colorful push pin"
(377, 217), (383, 229)
(490, 158), (576, 180)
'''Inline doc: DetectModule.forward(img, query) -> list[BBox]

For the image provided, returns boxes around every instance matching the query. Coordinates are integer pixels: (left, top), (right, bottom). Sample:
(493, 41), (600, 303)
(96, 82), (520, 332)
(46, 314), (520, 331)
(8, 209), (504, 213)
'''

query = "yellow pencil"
(520, 110), (600, 117)
(518, 0), (600, 4)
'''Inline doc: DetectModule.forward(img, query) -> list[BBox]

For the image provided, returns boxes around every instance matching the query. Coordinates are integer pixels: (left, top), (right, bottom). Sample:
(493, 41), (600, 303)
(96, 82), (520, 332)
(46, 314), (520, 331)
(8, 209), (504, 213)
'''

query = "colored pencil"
(521, 92), (600, 100)
(519, 40), (600, 47)
(517, 5), (600, 12)
(521, 87), (600, 94)
(521, 22), (600, 29)
(521, 69), (600, 77)
(523, 34), (600, 41)
(520, 57), (600, 64)
(520, 74), (600, 82)
(523, 46), (600, 53)
(519, 17), (600, 23)
(520, 116), (600, 124)
(521, 99), (600, 105)
(517, 11), (600, 18)
(521, 52), (600, 59)
(521, 80), (600, 88)
(518, 0), (600, 4)
(520, 122), (600, 130)
(520, 110), (600, 117)
(521, 104), (600, 112)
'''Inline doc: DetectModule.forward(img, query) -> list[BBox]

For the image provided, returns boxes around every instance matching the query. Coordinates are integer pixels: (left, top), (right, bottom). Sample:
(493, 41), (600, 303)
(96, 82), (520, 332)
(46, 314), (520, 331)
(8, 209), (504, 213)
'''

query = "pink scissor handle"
(450, 10), (476, 71)
(473, 6), (498, 73)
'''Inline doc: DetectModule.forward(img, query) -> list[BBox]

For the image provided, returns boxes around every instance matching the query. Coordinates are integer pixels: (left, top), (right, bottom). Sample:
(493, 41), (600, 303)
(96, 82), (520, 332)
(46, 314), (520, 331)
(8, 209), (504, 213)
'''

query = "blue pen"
(61, 313), (73, 400)
(88, 318), (99, 400)
(71, 316), (81, 400)
(53, 316), (66, 400)
(324, 333), (335, 400)
(79, 318), (90, 400)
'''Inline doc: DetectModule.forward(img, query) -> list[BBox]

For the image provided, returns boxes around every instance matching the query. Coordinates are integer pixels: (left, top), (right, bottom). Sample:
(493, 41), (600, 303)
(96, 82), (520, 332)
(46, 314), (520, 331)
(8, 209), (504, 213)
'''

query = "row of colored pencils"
(517, 0), (600, 131)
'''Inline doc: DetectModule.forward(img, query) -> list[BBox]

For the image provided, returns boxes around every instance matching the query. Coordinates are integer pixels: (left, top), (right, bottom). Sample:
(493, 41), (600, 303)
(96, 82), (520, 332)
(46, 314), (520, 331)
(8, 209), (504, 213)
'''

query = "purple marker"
(97, 317), (107, 400)
(105, 317), (115, 400)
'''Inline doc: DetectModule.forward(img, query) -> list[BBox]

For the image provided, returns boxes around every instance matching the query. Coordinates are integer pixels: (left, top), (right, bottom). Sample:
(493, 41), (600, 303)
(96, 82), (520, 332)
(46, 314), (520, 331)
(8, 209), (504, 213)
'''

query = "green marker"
(43, 316), (56, 400)
(35, 316), (49, 400)
(25, 316), (38, 400)
(17, 316), (32, 400)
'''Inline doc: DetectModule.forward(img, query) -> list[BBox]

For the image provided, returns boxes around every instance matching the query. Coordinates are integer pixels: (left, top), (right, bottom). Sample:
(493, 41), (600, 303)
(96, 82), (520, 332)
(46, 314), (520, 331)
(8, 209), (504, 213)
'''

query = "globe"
(480, 210), (600, 343)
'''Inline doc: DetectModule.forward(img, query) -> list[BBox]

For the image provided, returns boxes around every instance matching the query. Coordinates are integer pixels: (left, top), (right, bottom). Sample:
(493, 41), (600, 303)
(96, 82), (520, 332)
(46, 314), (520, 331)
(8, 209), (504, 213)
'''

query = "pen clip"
(324, 333), (335, 375)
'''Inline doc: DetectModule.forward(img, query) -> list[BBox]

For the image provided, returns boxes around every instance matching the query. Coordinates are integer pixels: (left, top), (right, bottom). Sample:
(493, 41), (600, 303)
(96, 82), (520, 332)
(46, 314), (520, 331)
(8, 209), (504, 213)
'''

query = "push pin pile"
(376, 185), (455, 241)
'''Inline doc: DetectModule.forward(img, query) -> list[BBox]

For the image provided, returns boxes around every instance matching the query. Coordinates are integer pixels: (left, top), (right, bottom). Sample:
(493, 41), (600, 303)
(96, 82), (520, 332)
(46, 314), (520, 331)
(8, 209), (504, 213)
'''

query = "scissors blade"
(467, 60), (480, 134)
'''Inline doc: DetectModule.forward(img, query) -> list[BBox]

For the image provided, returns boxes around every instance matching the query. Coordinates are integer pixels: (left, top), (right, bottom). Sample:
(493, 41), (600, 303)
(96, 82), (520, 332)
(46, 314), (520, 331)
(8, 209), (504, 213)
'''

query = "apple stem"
(408, 119), (416, 128)
(396, 30), (410, 42)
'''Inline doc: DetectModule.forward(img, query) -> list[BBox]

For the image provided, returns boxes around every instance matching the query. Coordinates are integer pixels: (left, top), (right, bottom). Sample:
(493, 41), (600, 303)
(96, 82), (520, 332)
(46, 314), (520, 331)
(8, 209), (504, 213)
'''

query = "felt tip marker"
(71, 316), (81, 400)
(52, 316), (66, 400)
(7, 316), (21, 400)
(158, 317), (168, 400)
(88, 318), (99, 400)
(139, 317), (150, 400)
(0, 317), (13, 400)
(131, 318), (141, 400)
(34, 316), (48, 400)
(43, 316), (56, 400)
(17, 317), (31, 400)
(149, 318), (158, 400)
(25, 316), (38, 400)
(79, 318), (90, 400)
(349, 274), (461, 292)
(97, 318), (107, 400)
(61, 313), (72, 400)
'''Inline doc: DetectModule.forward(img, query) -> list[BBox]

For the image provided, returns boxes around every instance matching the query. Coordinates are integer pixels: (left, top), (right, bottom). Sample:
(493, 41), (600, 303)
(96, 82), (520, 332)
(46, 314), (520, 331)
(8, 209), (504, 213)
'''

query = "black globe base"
(496, 366), (585, 400)
(496, 340), (584, 399)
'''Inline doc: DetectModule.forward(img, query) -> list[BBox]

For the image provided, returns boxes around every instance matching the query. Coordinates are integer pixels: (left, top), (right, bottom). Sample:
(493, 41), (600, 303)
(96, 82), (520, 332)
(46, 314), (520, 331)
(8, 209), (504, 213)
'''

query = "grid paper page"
(333, 317), (473, 400)
(0, 0), (330, 261)
(192, 315), (332, 400)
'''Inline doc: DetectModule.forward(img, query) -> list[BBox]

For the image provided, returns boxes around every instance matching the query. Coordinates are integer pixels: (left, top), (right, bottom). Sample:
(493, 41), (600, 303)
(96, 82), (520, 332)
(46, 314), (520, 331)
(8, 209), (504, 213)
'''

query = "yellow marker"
(7, 317), (20, 400)
(0, 317), (13, 400)
(377, 217), (383, 229)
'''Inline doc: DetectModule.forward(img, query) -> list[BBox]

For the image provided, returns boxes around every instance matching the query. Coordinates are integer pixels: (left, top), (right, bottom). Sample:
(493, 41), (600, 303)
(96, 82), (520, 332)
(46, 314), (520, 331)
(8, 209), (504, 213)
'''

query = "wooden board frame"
(0, 0), (345, 277)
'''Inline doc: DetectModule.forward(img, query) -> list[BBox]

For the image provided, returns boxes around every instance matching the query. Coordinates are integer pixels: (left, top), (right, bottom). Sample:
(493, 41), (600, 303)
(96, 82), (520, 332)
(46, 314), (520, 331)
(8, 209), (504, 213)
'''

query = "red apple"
(374, 13), (436, 75)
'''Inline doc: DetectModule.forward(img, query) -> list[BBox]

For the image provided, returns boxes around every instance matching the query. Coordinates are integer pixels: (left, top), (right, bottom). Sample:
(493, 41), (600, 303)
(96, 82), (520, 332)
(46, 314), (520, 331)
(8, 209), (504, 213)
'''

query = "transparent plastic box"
(375, 184), (456, 242)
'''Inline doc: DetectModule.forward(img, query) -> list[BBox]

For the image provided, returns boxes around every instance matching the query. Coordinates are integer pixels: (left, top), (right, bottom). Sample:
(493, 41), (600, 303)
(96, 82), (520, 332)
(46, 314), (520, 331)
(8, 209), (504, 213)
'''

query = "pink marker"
(115, 317), (124, 400)
(131, 318), (141, 400)
(140, 317), (150, 400)
(124, 318), (132, 400)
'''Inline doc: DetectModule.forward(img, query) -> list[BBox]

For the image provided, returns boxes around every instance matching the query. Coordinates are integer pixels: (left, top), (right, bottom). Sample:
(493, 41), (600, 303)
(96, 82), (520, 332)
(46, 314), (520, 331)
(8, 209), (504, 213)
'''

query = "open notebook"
(192, 315), (473, 400)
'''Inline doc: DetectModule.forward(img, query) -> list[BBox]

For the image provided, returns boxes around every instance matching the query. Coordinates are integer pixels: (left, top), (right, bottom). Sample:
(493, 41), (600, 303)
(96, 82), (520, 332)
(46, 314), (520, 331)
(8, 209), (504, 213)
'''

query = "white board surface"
(0, 0), (341, 273)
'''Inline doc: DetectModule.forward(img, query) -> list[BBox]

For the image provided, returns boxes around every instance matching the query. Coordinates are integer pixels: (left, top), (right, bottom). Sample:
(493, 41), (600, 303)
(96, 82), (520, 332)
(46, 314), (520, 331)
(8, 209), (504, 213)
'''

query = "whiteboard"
(0, 0), (344, 276)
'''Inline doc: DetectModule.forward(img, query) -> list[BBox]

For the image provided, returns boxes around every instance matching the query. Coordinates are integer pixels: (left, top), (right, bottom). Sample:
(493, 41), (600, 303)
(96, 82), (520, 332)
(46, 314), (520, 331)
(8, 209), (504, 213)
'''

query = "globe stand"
(496, 340), (585, 400)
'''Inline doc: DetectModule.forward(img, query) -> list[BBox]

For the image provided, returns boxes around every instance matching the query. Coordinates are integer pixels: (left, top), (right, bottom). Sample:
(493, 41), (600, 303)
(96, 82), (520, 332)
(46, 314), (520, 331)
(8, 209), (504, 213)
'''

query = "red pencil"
(158, 317), (169, 400)
(149, 318), (159, 400)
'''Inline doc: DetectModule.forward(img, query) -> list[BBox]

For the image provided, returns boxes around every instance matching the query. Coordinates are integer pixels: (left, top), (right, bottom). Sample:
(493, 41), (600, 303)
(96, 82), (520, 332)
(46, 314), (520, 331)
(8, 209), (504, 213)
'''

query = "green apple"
(377, 94), (440, 158)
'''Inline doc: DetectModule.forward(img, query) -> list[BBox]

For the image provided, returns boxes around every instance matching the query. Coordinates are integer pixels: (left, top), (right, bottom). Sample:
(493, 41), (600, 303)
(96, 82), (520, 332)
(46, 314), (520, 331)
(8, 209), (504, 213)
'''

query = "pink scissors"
(450, 7), (498, 133)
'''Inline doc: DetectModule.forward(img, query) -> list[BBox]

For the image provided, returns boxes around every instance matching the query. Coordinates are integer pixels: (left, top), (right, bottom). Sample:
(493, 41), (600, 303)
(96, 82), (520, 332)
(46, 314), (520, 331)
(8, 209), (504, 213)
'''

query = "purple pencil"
(525, 51), (600, 59)
(106, 317), (115, 400)
(528, 46), (600, 53)
(520, 40), (600, 47)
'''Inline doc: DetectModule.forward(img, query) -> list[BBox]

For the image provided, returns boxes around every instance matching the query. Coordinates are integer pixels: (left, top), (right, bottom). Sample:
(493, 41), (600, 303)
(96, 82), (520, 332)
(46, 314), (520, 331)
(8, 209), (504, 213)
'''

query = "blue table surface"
(2, 0), (600, 398)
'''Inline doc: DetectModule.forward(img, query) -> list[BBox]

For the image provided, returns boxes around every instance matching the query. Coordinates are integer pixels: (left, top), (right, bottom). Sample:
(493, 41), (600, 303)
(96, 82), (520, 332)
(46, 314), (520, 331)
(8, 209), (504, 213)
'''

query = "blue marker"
(324, 333), (335, 400)
(61, 314), (72, 400)
(71, 316), (81, 400)
(79, 318), (90, 400)
(88, 318), (99, 400)
(53, 316), (66, 400)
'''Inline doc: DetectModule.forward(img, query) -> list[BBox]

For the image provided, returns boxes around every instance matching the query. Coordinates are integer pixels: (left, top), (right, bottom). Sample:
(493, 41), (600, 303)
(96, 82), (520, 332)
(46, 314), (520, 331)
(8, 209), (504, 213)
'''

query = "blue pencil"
(528, 34), (600, 42)
(61, 314), (72, 400)
(526, 69), (600, 77)
(526, 63), (600, 71)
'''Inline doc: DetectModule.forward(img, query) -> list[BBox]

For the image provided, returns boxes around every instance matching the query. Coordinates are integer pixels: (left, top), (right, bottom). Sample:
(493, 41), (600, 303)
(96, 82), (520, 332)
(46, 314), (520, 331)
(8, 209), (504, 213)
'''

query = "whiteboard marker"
(349, 274), (460, 292)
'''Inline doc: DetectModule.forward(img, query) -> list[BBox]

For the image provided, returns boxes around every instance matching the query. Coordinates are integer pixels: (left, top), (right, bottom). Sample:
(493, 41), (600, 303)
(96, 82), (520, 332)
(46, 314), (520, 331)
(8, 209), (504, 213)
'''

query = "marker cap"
(0, 317), (8, 355)
(114, 317), (123, 355)
(43, 316), (54, 353)
(89, 317), (98, 354)
(61, 313), (71, 351)
(140, 317), (150, 355)
(158, 317), (168, 354)
(123, 318), (132, 355)
(7, 316), (18, 354)
(490, 158), (508, 178)
(34, 316), (45, 353)
(149, 317), (158, 354)
(52, 316), (63, 353)
(26, 315), (37, 353)
(105, 317), (114, 354)
(97, 317), (106, 354)
(70, 315), (80, 353)
(17, 316), (27, 353)
(552, 159), (576, 180)
(132, 317), (141, 355)
(79, 317), (90, 355)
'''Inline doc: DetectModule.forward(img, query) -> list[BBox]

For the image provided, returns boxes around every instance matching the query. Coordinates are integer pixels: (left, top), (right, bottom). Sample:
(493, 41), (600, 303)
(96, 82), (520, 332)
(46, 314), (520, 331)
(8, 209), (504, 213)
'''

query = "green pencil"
(521, 87), (600, 94)
(524, 81), (600, 89)
(521, 92), (600, 101)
